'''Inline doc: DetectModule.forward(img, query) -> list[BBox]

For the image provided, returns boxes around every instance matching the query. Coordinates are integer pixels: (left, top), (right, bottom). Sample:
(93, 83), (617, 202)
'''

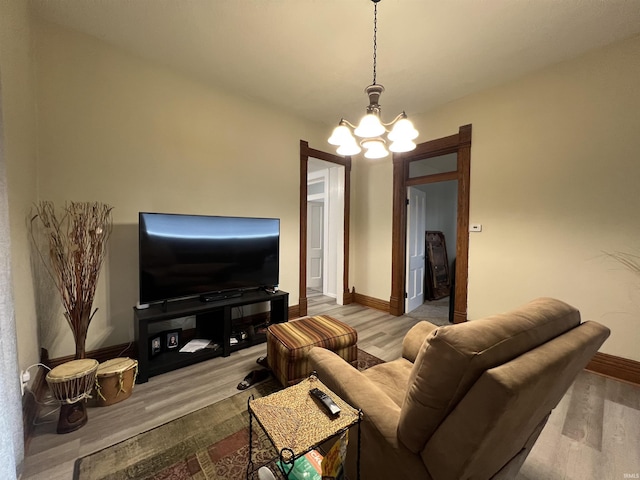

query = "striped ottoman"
(267, 315), (358, 386)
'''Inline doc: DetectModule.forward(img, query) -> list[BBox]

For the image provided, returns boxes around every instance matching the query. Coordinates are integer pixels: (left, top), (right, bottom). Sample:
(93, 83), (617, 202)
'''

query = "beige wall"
(9, 13), (640, 364)
(350, 158), (394, 301)
(0, 0), (40, 372)
(351, 34), (640, 361)
(33, 21), (326, 358)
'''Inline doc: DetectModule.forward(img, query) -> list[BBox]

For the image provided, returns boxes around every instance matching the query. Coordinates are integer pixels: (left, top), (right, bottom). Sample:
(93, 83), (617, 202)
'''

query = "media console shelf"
(134, 290), (289, 383)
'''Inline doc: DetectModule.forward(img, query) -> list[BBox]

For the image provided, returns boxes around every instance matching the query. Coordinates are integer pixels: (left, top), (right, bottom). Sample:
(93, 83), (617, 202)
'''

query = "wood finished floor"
(20, 296), (640, 479)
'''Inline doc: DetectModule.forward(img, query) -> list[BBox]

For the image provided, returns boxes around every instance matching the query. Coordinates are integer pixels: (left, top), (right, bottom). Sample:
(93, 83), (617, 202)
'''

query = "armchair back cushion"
(398, 297), (581, 453)
(422, 320), (610, 480)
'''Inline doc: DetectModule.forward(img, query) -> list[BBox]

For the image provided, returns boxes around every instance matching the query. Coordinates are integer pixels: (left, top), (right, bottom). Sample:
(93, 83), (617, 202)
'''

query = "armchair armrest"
(402, 321), (438, 363)
(308, 347), (401, 444)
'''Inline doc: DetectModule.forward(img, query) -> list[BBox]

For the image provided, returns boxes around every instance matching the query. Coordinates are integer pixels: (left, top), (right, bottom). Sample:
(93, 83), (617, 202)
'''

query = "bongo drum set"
(46, 359), (99, 434)
(45, 357), (138, 434)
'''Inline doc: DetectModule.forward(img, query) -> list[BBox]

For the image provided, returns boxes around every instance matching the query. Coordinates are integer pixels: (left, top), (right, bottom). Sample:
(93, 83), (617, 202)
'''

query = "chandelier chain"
(328, 0), (418, 158)
(372, 2), (377, 85)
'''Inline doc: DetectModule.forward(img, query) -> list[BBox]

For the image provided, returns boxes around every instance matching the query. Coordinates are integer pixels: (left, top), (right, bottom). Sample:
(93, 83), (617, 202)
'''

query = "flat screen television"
(139, 212), (280, 304)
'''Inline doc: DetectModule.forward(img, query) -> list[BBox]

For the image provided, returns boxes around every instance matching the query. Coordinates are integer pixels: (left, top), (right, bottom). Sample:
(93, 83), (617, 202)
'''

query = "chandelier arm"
(339, 119), (358, 130)
(380, 111), (408, 128)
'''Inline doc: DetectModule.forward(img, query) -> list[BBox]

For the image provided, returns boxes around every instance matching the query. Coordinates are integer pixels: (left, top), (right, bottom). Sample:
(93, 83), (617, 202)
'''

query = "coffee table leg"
(278, 448), (295, 478)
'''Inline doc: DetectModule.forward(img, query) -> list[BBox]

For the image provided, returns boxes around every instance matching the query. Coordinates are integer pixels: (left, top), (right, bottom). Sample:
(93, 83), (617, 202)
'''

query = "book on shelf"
(321, 431), (347, 480)
(178, 339), (220, 353)
(277, 449), (323, 480)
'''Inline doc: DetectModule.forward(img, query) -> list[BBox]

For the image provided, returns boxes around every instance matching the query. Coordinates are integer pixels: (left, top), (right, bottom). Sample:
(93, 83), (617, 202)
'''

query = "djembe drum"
(93, 357), (138, 407)
(46, 359), (99, 434)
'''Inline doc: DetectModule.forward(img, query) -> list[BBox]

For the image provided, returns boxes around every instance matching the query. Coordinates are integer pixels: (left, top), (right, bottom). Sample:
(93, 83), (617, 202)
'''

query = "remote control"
(309, 388), (341, 416)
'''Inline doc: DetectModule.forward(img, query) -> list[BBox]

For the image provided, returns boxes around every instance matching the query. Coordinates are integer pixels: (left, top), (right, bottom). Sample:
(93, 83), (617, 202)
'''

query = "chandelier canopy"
(328, 0), (418, 159)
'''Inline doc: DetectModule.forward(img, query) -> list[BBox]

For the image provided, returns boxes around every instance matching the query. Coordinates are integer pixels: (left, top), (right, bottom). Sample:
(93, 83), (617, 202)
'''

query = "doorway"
(299, 141), (352, 318)
(306, 160), (345, 302)
(390, 125), (472, 323)
(405, 178), (458, 321)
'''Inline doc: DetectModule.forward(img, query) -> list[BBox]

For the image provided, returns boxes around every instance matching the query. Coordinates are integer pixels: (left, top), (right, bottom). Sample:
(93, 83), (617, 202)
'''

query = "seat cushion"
(397, 297), (581, 453)
(267, 315), (357, 386)
(362, 358), (414, 407)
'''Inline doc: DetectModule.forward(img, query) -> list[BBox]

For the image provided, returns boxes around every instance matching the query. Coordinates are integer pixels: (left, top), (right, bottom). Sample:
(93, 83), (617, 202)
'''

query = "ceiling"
(30, 0), (640, 128)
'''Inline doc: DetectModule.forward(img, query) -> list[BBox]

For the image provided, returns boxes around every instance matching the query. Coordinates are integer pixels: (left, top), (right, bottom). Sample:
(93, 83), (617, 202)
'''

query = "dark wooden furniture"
(425, 231), (451, 300)
(134, 290), (289, 383)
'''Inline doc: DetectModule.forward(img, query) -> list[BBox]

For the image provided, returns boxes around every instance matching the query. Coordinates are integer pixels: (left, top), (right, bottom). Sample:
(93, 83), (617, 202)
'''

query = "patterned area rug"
(74, 349), (384, 480)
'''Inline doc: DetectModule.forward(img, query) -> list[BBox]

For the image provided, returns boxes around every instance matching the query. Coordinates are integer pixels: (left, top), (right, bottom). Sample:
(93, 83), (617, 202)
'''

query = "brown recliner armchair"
(308, 298), (610, 480)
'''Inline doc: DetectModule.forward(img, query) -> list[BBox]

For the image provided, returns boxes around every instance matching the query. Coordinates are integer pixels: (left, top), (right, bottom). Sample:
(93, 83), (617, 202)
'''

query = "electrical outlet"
(20, 370), (30, 395)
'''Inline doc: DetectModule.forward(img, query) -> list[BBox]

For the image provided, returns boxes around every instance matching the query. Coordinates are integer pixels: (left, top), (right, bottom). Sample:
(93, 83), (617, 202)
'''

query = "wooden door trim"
(407, 171), (457, 186)
(299, 140), (352, 317)
(390, 125), (472, 322)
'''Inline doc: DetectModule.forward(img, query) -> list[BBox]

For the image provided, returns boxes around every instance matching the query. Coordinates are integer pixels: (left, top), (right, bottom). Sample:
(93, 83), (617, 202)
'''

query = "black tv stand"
(134, 290), (289, 383)
(200, 291), (243, 302)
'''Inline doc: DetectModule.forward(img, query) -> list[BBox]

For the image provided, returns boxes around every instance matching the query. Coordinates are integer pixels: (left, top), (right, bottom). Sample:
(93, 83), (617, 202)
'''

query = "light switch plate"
(469, 224), (482, 232)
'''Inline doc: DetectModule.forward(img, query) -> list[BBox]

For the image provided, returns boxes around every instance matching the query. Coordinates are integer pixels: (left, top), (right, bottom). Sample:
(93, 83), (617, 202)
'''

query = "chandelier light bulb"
(354, 114), (385, 138)
(328, 124), (354, 146)
(364, 147), (389, 159)
(363, 139), (389, 159)
(388, 117), (419, 142)
(337, 140), (362, 156)
(389, 140), (417, 153)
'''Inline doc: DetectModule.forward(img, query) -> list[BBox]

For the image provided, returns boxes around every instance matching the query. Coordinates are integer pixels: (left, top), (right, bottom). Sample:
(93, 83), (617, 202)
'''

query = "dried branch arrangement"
(31, 201), (113, 359)
(606, 251), (640, 276)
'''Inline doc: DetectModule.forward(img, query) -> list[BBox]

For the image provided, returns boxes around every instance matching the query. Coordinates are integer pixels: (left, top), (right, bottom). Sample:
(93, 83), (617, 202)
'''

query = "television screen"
(139, 212), (280, 304)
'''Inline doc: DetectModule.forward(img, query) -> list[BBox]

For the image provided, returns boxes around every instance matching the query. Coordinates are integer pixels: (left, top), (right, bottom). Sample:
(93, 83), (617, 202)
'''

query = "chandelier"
(328, 0), (418, 159)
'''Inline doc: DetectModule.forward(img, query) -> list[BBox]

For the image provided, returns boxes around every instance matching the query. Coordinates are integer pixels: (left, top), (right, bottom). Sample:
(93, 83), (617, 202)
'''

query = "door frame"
(390, 124), (472, 323)
(299, 140), (352, 317)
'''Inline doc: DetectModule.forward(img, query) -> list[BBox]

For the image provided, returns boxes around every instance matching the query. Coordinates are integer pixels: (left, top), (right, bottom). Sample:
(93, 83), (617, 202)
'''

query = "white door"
(307, 160), (345, 304)
(406, 187), (426, 313)
(307, 201), (324, 289)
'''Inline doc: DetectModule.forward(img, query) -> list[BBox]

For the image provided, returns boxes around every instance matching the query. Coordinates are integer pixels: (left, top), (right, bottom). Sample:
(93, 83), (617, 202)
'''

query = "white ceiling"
(30, 0), (640, 127)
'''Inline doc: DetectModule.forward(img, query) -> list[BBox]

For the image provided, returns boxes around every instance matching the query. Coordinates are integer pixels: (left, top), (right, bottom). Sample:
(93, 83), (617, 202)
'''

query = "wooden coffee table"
(247, 374), (361, 479)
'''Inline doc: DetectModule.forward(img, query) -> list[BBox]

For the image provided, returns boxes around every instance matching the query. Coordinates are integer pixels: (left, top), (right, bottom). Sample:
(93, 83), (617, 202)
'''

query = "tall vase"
(69, 306), (93, 360)
(74, 325), (88, 360)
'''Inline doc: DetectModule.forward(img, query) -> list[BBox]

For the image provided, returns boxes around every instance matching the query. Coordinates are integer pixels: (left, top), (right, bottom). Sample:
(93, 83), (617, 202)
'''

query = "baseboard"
(343, 289), (353, 305)
(352, 291), (390, 313)
(48, 342), (137, 369)
(288, 304), (300, 319)
(586, 352), (640, 386)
